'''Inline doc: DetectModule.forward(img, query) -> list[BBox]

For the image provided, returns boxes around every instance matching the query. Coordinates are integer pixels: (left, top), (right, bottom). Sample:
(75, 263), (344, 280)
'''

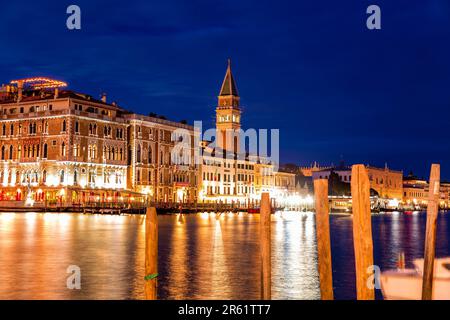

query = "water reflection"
(0, 211), (449, 299)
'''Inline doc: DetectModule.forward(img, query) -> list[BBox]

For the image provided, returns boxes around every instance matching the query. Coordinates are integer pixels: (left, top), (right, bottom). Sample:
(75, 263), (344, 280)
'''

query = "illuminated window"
(73, 144), (80, 157)
(60, 170), (65, 184)
(61, 142), (66, 157)
(137, 144), (141, 163)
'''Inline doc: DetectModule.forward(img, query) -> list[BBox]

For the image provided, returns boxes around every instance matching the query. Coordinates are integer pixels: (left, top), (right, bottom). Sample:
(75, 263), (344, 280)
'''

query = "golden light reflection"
(200, 212), (209, 220)
(209, 218), (231, 299)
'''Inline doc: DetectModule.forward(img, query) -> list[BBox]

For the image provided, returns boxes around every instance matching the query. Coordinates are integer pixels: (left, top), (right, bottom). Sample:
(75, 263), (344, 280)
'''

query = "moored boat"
(380, 258), (450, 300)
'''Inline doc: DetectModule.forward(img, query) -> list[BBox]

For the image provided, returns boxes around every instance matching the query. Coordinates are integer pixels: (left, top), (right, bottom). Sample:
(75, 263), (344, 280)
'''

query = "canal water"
(0, 211), (449, 299)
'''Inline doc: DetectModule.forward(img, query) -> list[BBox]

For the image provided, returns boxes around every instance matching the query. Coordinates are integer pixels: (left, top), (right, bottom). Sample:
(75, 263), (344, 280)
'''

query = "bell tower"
(216, 59), (241, 153)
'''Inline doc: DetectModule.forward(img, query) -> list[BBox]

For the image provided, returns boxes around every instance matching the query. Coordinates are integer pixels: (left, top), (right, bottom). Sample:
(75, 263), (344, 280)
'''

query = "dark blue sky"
(1, 0), (449, 178)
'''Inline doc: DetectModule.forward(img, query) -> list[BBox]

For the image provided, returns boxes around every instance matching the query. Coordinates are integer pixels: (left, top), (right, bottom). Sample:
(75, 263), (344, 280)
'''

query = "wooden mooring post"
(422, 164), (440, 300)
(145, 207), (158, 300)
(351, 164), (375, 300)
(314, 179), (334, 300)
(260, 192), (271, 300)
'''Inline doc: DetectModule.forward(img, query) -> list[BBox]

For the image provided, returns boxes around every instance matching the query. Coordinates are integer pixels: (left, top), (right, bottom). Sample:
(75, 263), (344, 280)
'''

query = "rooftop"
(219, 59), (239, 97)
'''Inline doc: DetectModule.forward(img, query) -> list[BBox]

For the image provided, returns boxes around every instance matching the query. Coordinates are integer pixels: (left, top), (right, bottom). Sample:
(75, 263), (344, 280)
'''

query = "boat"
(247, 208), (259, 214)
(380, 258), (450, 300)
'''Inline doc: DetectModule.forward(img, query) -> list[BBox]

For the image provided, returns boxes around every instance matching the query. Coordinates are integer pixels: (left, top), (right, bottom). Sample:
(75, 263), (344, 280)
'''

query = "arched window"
(42, 170), (47, 183)
(10, 124), (13, 135)
(75, 121), (79, 133)
(73, 170), (78, 184)
(60, 170), (65, 184)
(148, 146), (152, 164)
(61, 142), (66, 157)
(62, 120), (66, 132)
(9, 145), (13, 160)
(43, 144), (47, 158)
(1, 145), (5, 160)
(137, 144), (141, 163)
(111, 147), (115, 160)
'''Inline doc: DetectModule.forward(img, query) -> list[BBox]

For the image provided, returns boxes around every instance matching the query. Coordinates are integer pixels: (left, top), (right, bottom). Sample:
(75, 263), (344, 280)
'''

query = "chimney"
(101, 93), (107, 103)
(17, 80), (23, 102)
(54, 87), (59, 99)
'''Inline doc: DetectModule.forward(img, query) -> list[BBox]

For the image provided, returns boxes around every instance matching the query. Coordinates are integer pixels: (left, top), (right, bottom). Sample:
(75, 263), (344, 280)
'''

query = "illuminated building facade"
(125, 113), (198, 203)
(366, 165), (403, 200)
(0, 79), (129, 205)
(311, 164), (403, 201)
(0, 77), (197, 207)
(402, 173), (450, 209)
(402, 175), (428, 208)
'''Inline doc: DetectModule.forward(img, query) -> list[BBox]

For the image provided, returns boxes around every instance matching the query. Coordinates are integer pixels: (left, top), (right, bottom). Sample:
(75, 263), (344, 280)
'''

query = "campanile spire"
(216, 59), (242, 153)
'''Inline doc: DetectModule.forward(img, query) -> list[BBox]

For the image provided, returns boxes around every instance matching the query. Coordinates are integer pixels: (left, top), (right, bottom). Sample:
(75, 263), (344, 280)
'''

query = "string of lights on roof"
(10, 77), (68, 90)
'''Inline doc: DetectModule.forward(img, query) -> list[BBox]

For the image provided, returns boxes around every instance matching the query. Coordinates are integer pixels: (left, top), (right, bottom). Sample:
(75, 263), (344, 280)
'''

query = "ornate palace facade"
(0, 78), (197, 206)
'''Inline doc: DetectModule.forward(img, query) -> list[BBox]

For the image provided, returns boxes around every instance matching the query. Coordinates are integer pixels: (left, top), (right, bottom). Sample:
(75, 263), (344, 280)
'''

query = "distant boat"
(247, 208), (259, 214)
(381, 258), (450, 300)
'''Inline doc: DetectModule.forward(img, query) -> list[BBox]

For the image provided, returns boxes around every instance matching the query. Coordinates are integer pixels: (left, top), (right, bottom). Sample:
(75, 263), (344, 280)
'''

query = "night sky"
(1, 0), (449, 178)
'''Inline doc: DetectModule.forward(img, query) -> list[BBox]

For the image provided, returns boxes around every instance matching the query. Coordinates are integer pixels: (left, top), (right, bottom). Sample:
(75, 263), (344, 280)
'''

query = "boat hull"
(381, 272), (450, 300)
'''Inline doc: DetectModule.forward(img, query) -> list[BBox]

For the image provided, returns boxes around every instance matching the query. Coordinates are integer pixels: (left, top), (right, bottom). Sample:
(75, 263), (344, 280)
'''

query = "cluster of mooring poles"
(143, 163), (441, 300)
(313, 164), (441, 300)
